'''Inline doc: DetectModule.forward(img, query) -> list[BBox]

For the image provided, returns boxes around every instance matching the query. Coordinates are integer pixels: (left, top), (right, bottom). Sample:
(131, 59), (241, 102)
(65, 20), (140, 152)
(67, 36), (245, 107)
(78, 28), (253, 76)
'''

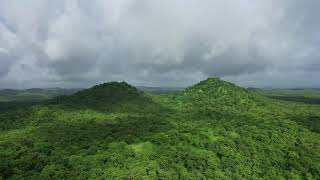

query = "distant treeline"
(267, 96), (320, 105)
(0, 88), (80, 102)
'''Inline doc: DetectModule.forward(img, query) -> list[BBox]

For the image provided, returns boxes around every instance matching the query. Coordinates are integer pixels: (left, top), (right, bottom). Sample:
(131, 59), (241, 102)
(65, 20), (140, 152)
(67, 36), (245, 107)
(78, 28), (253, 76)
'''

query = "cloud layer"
(0, 0), (319, 88)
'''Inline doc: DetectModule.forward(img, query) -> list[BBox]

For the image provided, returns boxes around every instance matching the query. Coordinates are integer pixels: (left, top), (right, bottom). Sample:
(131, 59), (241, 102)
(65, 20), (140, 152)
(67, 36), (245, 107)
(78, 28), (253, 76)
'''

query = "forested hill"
(49, 81), (160, 113)
(181, 78), (262, 107)
(51, 81), (143, 106)
(0, 78), (320, 179)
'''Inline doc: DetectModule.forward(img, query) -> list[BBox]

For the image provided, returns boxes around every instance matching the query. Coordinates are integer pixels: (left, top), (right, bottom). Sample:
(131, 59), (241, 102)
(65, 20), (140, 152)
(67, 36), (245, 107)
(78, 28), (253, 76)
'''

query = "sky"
(0, 0), (319, 89)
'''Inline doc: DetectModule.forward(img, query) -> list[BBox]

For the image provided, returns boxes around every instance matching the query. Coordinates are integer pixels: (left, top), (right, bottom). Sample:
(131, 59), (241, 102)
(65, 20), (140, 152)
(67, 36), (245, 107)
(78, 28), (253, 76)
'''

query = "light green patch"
(130, 141), (155, 155)
(0, 127), (35, 142)
(30, 106), (136, 124)
(205, 129), (220, 142)
(228, 131), (240, 139)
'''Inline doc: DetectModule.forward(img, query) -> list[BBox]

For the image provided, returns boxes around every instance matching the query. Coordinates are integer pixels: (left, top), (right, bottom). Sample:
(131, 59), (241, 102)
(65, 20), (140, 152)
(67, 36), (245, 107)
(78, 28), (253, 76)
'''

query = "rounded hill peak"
(70, 81), (141, 102)
(51, 81), (154, 112)
(187, 77), (241, 94)
(179, 77), (261, 109)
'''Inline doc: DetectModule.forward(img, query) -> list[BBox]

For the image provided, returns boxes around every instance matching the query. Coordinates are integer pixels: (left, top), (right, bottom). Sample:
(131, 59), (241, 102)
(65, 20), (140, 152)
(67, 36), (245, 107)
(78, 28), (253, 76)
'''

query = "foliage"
(0, 78), (320, 179)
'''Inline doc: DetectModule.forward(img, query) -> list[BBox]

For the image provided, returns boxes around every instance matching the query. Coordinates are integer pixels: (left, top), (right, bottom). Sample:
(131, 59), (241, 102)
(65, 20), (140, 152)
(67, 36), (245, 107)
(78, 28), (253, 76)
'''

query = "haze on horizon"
(0, 0), (319, 89)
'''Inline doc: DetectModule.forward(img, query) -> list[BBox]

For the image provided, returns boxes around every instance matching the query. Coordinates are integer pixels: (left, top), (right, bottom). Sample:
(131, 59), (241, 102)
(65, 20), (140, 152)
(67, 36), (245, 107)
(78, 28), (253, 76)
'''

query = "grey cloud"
(0, 0), (319, 88)
(0, 51), (12, 77)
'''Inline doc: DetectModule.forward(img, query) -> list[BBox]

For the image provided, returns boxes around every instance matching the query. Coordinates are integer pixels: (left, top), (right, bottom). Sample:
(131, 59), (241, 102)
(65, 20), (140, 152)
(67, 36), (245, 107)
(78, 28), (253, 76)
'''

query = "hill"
(158, 78), (267, 118)
(181, 77), (261, 107)
(0, 78), (319, 179)
(49, 81), (160, 113)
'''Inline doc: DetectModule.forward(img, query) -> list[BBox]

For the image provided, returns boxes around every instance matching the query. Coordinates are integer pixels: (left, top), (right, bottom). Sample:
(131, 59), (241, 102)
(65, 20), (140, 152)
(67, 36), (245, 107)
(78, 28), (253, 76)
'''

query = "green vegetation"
(1, 78), (320, 179)
(0, 88), (79, 102)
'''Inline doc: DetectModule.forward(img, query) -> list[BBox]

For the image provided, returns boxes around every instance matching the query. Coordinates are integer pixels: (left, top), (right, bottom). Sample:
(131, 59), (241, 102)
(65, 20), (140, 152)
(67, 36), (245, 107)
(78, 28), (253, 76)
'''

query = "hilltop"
(161, 78), (264, 114)
(58, 81), (142, 102)
(50, 81), (159, 112)
(0, 78), (319, 179)
(184, 77), (255, 102)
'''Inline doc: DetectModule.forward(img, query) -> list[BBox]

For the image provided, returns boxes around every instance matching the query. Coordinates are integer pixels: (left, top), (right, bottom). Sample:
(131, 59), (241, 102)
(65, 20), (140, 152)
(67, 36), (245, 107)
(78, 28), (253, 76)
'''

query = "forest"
(0, 78), (319, 179)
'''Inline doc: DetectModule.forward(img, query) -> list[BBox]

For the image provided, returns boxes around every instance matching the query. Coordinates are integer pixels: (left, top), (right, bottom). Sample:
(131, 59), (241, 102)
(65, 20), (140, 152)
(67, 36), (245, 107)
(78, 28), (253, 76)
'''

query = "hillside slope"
(0, 78), (319, 179)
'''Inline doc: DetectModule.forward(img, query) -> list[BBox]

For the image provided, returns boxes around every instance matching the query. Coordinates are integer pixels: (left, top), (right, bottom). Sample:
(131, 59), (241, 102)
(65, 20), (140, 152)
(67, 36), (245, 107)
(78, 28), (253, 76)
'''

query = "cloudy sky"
(0, 0), (319, 89)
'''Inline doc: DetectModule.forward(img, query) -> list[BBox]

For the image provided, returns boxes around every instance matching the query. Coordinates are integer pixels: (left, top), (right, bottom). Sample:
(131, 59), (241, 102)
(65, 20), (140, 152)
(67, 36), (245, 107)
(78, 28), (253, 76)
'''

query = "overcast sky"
(0, 0), (319, 89)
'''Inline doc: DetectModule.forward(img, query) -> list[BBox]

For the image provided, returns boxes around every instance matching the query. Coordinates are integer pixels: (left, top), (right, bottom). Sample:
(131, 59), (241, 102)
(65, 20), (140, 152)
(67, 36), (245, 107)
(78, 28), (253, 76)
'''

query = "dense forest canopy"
(0, 78), (319, 179)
